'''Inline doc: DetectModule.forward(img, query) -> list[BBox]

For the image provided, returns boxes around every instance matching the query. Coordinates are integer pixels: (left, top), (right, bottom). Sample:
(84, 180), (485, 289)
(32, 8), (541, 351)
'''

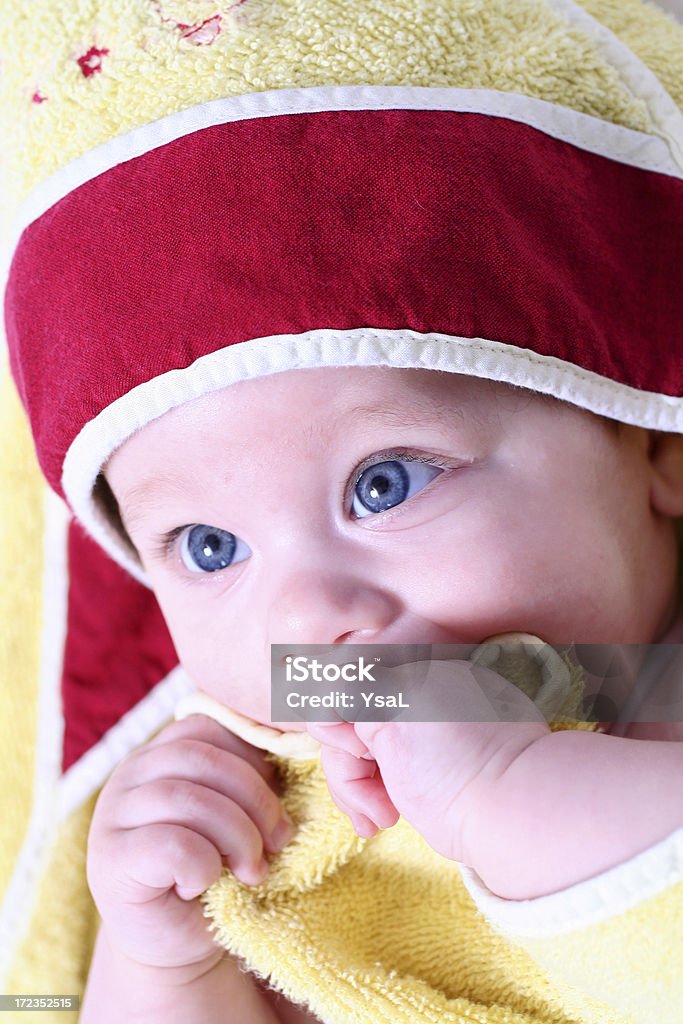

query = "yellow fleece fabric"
(2, 1), (683, 1022)
(182, 646), (681, 1024)
(199, 748), (683, 1024)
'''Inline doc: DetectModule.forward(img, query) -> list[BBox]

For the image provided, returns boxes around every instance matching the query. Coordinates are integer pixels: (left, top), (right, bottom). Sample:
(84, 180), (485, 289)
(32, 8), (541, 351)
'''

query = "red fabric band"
(6, 107), (683, 505)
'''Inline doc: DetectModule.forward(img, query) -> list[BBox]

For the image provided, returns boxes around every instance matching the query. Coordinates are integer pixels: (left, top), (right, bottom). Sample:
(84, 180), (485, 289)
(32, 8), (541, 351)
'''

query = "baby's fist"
(87, 714), (296, 969)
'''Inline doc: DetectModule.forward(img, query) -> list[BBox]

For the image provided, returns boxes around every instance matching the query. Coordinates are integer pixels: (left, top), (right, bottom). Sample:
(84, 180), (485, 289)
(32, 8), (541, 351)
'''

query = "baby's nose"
(266, 564), (398, 647)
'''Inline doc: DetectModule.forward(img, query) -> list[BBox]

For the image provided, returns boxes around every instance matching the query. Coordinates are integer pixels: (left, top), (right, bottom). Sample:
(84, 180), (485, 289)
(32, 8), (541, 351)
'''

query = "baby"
(79, 363), (683, 1023)
(3, 0), (683, 1016)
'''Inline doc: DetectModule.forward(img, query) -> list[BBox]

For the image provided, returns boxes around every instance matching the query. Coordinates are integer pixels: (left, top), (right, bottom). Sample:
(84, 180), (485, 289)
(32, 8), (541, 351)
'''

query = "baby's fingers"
(89, 823), (229, 967)
(319, 744), (399, 834)
(114, 821), (227, 901)
(117, 780), (281, 885)
(306, 720), (372, 759)
(121, 738), (293, 855)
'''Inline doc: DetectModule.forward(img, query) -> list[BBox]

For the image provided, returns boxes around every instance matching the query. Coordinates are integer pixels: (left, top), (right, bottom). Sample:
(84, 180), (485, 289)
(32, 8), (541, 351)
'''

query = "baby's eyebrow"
(346, 400), (444, 427)
(306, 392), (464, 443)
(119, 473), (191, 532)
(119, 392), (461, 528)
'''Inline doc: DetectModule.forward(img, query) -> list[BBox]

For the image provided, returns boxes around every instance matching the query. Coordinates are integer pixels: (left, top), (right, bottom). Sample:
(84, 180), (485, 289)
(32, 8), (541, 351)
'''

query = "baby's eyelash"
(343, 448), (445, 510)
(353, 449), (444, 476)
(150, 525), (186, 564)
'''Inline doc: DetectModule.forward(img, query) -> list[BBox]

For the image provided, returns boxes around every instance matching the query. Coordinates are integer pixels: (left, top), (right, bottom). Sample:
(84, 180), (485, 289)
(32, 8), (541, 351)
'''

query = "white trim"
(57, 664), (195, 821)
(457, 823), (683, 937)
(0, 486), (70, 989)
(546, 0), (683, 170)
(0, 82), (681, 303)
(61, 328), (683, 585)
(174, 689), (322, 761)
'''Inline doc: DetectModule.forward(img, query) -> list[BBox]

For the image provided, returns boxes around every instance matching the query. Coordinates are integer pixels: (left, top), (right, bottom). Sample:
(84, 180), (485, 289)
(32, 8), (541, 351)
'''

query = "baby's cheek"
(167, 617), (272, 721)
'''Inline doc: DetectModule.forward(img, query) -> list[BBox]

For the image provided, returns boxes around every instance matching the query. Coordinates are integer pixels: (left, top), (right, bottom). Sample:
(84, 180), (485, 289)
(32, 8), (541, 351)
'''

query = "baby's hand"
(86, 715), (296, 970)
(307, 659), (550, 866)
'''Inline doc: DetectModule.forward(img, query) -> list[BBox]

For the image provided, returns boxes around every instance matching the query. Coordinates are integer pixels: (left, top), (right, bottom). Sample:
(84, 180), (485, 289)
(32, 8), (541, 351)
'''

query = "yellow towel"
(2, 2), (683, 1023)
(175, 642), (608, 1024)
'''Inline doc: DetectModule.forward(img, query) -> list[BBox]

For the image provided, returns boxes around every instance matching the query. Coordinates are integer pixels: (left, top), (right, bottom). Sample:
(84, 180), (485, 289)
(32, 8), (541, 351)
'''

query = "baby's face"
(103, 366), (678, 731)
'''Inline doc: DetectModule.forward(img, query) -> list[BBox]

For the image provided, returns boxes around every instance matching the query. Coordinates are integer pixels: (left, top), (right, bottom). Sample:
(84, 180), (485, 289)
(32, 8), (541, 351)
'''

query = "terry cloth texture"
(2, 1), (683, 1022)
(197, 748), (683, 1024)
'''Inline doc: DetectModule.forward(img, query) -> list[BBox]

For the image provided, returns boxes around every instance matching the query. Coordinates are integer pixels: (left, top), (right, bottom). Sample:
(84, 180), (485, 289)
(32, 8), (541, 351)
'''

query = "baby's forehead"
(179, 364), (540, 419)
(105, 366), (566, 488)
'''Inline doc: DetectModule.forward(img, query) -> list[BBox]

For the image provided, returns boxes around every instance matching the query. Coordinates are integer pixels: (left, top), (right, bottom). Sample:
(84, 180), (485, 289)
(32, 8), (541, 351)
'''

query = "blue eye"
(153, 454), (445, 576)
(179, 525), (251, 574)
(352, 458), (443, 519)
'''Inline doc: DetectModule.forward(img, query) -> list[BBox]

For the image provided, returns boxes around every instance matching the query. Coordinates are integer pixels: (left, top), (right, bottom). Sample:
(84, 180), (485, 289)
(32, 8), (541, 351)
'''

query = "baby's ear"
(647, 431), (683, 518)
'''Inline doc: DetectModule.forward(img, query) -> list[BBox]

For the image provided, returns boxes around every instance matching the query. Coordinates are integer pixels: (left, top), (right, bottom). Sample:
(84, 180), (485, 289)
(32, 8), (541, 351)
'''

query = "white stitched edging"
(458, 825), (683, 937)
(61, 327), (683, 585)
(547, 0), (683, 171)
(57, 664), (196, 822)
